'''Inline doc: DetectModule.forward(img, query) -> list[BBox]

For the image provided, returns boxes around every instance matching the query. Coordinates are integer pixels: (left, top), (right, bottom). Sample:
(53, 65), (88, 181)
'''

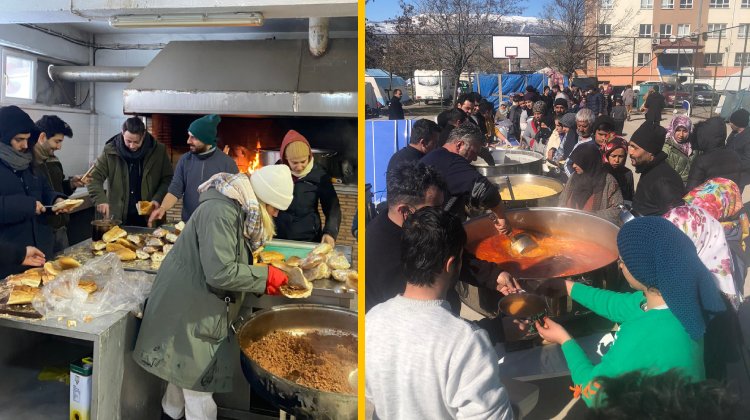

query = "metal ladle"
(501, 177), (539, 254)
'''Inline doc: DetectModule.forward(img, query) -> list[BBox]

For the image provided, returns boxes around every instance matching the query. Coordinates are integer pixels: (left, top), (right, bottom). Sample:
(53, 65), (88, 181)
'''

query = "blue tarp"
(472, 73), (569, 109)
(365, 119), (416, 204)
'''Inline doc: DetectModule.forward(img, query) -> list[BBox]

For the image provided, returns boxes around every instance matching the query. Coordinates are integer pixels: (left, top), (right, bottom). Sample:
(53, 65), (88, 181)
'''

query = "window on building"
(739, 24), (750, 39)
(659, 24), (673, 37)
(704, 53), (724, 65)
(708, 23), (727, 38)
(709, 0), (729, 7)
(601, 0), (614, 8)
(637, 53), (652, 66)
(677, 24), (691, 37)
(599, 24), (612, 37)
(641, 0), (654, 8)
(598, 53), (611, 66)
(2, 51), (36, 102)
(743, 0), (750, 8)
(736, 53), (750, 66)
(639, 24), (653, 37)
(662, 0), (675, 7)
(680, 0), (693, 7)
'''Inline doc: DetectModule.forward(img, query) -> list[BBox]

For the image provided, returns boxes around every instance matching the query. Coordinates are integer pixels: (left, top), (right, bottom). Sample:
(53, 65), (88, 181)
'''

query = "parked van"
(414, 69), (452, 104)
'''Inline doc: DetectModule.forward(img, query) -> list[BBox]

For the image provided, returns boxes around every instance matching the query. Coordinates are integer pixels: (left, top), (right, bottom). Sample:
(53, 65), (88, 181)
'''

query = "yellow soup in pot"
(499, 184), (558, 201)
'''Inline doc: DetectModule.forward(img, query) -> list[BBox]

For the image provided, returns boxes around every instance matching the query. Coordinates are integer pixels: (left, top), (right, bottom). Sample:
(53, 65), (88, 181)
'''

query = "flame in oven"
(225, 139), (263, 174)
(248, 139), (261, 174)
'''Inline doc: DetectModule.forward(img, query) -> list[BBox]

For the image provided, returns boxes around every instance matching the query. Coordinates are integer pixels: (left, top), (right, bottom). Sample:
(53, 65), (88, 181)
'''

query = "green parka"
(132, 189), (270, 393)
(663, 139), (698, 184)
(87, 133), (173, 222)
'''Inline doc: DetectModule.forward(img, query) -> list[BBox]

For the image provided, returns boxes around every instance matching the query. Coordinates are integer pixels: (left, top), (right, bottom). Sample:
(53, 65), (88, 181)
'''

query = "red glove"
(266, 266), (289, 295)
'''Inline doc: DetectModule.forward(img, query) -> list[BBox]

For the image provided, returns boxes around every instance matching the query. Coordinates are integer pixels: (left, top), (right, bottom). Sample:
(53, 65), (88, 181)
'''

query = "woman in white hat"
(133, 164), (303, 420)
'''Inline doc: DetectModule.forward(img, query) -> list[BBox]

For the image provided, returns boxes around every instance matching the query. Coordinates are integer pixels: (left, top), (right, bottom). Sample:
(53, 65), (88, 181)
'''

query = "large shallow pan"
(487, 174), (564, 209)
(472, 149), (544, 177)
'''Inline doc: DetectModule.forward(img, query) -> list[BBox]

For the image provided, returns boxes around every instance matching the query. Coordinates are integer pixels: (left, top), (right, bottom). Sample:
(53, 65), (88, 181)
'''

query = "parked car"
(681, 83), (722, 106)
(636, 82), (689, 108)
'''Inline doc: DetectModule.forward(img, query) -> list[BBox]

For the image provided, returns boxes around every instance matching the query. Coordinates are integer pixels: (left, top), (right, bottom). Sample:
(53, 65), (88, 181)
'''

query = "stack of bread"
(4, 257), (96, 305)
(90, 222), (185, 269)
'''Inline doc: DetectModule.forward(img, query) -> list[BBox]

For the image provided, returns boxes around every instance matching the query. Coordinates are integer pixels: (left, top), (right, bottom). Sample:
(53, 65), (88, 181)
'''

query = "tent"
(718, 90), (750, 121)
(721, 68), (750, 92)
(365, 69), (412, 106)
(472, 73), (569, 109)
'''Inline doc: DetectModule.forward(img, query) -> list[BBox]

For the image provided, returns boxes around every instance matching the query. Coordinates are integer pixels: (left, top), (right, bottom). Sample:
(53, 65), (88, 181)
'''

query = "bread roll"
(102, 226), (127, 243)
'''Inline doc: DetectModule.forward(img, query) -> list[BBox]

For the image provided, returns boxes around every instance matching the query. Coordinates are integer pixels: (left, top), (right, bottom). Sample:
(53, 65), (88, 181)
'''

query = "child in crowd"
(611, 98), (627, 136)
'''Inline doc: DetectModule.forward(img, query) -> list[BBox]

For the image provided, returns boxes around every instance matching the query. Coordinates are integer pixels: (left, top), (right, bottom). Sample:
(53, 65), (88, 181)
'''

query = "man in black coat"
(386, 119), (440, 181)
(507, 93), (524, 141)
(0, 242), (45, 270)
(388, 89), (405, 120)
(365, 161), (519, 324)
(628, 121), (684, 216)
(686, 116), (743, 191)
(642, 86), (666, 124)
(726, 109), (750, 189)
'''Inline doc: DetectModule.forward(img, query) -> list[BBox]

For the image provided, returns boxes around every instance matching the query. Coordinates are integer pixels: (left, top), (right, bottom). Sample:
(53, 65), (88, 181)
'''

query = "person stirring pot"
(274, 130), (341, 246)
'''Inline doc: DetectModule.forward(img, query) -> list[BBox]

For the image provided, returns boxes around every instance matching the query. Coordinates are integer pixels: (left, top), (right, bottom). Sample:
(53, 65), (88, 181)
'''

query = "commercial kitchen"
(0, 1), (357, 419)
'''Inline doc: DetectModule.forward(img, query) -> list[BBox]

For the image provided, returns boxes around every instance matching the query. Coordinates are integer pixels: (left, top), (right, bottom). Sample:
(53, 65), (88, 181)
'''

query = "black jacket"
(686, 117), (743, 191)
(275, 164), (341, 242)
(0, 241), (25, 268)
(644, 92), (666, 123)
(508, 105), (523, 140)
(726, 128), (750, 188)
(388, 96), (404, 120)
(36, 157), (75, 229)
(386, 146), (425, 181)
(632, 152), (685, 216)
(364, 211), (502, 313)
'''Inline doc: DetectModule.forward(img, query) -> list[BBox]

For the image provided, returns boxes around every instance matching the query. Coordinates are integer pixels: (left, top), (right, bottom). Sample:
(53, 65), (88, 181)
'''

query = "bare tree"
(537, 0), (633, 78)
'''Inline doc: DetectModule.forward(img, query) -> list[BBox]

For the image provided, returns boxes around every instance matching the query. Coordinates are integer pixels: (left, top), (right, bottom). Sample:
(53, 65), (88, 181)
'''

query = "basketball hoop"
(505, 47), (518, 73)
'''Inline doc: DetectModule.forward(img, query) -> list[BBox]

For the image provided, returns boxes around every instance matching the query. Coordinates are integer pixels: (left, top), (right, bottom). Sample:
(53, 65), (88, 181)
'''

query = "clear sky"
(365, 1), (544, 22)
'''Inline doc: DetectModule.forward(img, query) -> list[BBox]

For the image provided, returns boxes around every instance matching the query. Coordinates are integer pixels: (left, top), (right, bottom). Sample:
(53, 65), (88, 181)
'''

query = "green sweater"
(561, 283), (705, 407)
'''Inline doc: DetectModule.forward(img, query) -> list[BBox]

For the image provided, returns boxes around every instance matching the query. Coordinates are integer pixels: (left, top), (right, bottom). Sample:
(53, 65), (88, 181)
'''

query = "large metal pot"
(259, 148), (337, 167)
(472, 149), (544, 177)
(487, 174), (564, 209)
(238, 304), (357, 419)
(458, 208), (622, 320)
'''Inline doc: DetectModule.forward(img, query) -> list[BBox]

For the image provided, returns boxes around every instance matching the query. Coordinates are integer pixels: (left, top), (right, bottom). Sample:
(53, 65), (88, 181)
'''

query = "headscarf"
(617, 217), (726, 340)
(197, 172), (267, 251)
(663, 205), (739, 305)
(683, 178), (750, 251)
(666, 115), (693, 156)
(602, 137), (630, 196)
(567, 143), (607, 210)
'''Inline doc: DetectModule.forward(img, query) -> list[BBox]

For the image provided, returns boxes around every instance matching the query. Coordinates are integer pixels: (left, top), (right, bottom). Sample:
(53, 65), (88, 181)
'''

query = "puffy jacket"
(632, 152), (684, 216)
(275, 164), (341, 242)
(686, 117), (743, 191)
(662, 139), (698, 184)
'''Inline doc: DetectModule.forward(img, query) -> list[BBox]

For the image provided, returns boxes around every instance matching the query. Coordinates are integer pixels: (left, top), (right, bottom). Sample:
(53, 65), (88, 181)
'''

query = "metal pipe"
(48, 65), (143, 83)
(738, 27), (749, 94)
(308, 17), (329, 57)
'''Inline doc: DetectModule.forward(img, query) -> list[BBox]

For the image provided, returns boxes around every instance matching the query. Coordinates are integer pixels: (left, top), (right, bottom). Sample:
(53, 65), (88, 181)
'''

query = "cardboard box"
(70, 357), (93, 420)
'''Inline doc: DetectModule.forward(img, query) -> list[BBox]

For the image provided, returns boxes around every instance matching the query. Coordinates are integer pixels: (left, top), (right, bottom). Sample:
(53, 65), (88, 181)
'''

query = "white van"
(414, 69), (452, 104)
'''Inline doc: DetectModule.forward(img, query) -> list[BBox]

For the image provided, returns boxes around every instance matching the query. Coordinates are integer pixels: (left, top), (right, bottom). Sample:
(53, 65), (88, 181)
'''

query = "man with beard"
(553, 97), (569, 117)
(562, 108), (596, 176)
(628, 121), (684, 216)
(149, 115), (237, 225)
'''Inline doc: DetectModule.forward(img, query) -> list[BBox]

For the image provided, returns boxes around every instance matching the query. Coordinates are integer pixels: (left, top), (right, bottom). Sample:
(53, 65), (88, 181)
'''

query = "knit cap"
(560, 113), (577, 129)
(730, 109), (749, 128)
(554, 98), (568, 108)
(188, 114), (221, 146)
(532, 101), (547, 114)
(279, 130), (312, 163)
(629, 121), (667, 155)
(249, 164), (294, 211)
(617, 217), (726, 340)
(0, 105), (38, 145)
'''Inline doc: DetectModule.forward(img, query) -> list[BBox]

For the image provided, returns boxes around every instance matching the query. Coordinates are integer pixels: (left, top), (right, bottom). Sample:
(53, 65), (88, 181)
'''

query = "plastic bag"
(327, 251), (351, 270)
(32, 253), (154, 322)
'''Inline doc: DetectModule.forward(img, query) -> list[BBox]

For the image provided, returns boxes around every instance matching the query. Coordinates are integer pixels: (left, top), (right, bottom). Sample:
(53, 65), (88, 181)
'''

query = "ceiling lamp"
(109, 12), (264, 28)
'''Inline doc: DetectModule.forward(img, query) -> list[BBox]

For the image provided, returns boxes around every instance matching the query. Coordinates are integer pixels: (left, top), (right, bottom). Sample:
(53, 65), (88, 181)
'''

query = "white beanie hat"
(249, 164), (294, 211)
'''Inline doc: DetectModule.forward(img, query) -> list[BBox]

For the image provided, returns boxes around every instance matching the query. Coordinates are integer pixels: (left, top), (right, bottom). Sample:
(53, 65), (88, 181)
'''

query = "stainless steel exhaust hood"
(122, 38), (356, 117)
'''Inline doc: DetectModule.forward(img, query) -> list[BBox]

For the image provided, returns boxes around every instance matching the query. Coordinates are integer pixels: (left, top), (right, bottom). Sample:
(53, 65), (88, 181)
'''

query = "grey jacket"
(167, 148), (238, 221)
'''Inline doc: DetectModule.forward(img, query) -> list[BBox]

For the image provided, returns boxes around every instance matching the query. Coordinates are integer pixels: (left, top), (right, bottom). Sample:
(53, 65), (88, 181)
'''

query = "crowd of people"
(368, 87), (750, 418)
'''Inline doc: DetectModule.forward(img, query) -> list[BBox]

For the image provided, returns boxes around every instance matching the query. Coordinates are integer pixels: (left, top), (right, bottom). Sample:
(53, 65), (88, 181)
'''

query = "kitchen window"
(659, 24), (673, 38)
(662, 0), (675, 8)
(739, 24), (750, 39)
(2, 51), (36, 102)
(677, 24), (691, 37)
(704, 53), (724, 66)
(680, 0), (693, 7)
(599, 24), (612, 37)
(709, 0), (729, 7)
(637, 53), (652, 67)
(708, 23), (727, 38)
(639, 24), (653, 37)
(641, 0), (654, 8)
(736, 53), (750, 66)
(598, 53), (611, 67)
(743, 0), (750, 7)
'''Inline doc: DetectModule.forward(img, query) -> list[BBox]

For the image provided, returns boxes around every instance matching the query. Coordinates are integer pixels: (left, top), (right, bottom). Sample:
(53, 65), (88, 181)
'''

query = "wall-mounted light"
(109, 12), (264, 28)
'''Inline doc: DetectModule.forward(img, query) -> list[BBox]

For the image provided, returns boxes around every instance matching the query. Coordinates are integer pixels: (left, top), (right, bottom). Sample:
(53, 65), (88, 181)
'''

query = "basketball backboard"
(492, 36), (530, 59)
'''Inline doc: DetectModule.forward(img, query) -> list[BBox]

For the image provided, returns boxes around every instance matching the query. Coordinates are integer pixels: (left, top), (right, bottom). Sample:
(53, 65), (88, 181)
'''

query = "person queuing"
(507, 93), (524, 141)
(535, 217), (726, 407)
(553, 97), (569, 118)
(586, 87), (605, 117)
(558, 143), (623, 225)
(386, 119), (441, 179)
(591, 115), (617, 154)
(610, 98), (627, 136)
(133, 166), (299, 420)
(602, 138), (634, 202)
(366, 207), (514, 419)
(663, 115), (696, 184)
(437, 108), (467, 147)
(686, 116), (742, 191)
(34, 115), (88, 252)
(365, 161), (519, 316)
(148, 115), (238, 226)
(273, 130), (341, 246)
(88, 117), (173, 226)
(621, 84), (634, 121)
(628, 121), (684, 216)
(420, 124), (511, 232)
(388, 88), (404, 120)
(641, 85), (666, 125)
(562, 108), (596, 176)
(521, 101), (547, 149)
(0, 106), (71, 278)
(552, 112), (579, 164)
(726, 109), (750, 188)
(0, 242), (45, 269)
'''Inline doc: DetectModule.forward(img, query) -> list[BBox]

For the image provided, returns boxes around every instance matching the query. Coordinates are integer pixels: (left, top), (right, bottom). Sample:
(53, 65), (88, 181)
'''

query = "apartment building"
(585, 0), (750, 87)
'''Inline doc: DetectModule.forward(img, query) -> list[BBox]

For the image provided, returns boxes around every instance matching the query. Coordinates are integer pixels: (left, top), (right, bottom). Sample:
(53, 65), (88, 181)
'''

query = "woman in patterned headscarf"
(602, 137), (634, 202)
(662, 115), (695, 184)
